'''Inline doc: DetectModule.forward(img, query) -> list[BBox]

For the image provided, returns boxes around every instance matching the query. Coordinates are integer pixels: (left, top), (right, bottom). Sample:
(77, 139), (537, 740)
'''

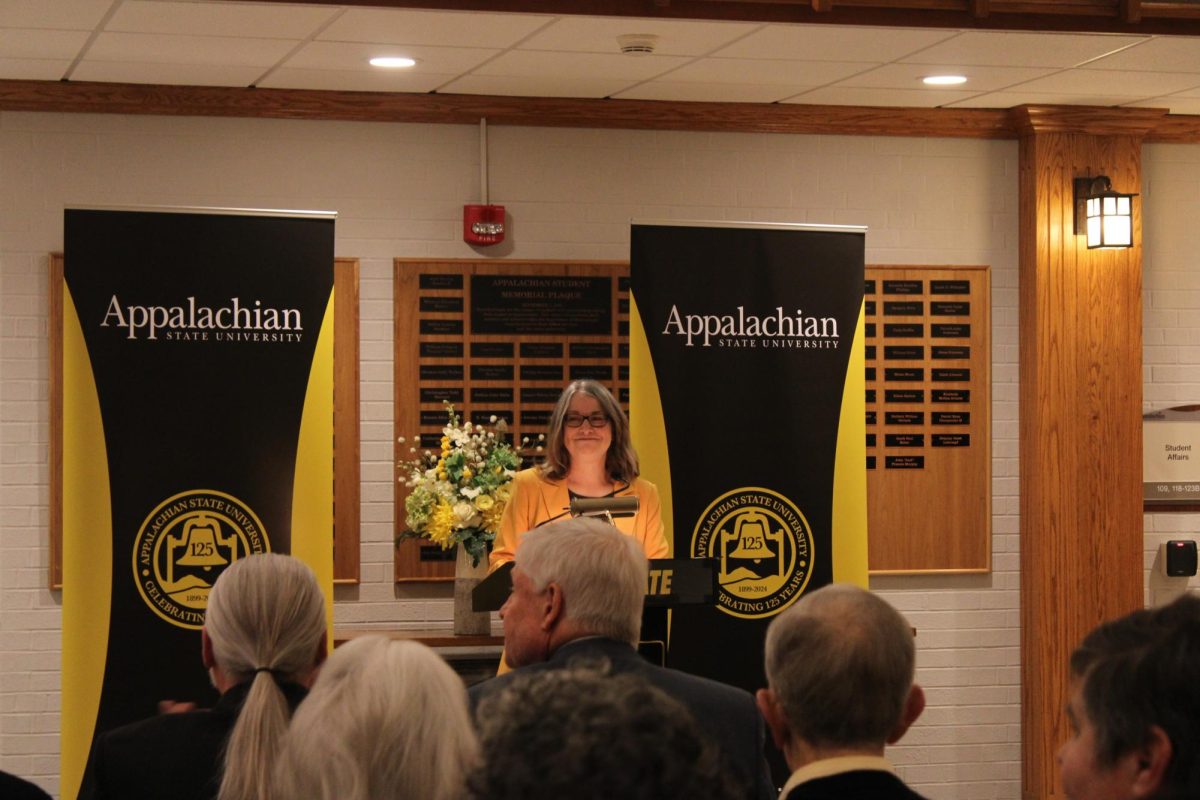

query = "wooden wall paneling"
(49, 256), (359, 587)
(333, 258), (361, 583)
(49, 255), (64, 589)
(1015, 111), (1147, 799)
(394, 259), (629, 582)
(865, 264), (991, 574)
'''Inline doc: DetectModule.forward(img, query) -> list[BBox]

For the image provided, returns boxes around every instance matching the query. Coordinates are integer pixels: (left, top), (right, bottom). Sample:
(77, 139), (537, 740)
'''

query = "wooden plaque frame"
(394, 259), (629, 582)
(865, 264), (992, 574)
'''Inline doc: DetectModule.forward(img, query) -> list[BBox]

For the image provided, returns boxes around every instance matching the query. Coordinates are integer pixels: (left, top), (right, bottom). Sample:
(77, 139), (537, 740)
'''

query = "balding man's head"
(762, 584), (919, 750)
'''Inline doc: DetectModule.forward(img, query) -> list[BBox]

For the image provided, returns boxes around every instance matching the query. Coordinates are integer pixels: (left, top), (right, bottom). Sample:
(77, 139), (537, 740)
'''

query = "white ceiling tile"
(1013, 68), (1200, 96)
(319, 7), (551, 48)
(476, 50), (689, 81)
(107, 0), (337, 39)
(783, 85), (976, 107)
(86, 31), (297, 67)
(440, 73), (637, 99)
(899, 31), (1146, 68)
(0, 57), (71, 80)
(840, 63), (1059, 92)
(258, 67), (457, 93)
(70, 59), (263, 86)
(944, 90), (1146, 108)
(1081, 37), (1200, 73)
(614, 81), (802, 103)
(0, 0), (112, 30)
(284, 41), (497, 74)
(518, 15), (757, 56)
(0, 28), (89, 59)
(664, 57), (877, 86)
(713, 24), (957, 62)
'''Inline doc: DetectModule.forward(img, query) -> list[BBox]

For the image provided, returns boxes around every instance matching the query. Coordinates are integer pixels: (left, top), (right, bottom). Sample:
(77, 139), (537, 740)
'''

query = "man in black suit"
(469, 517), (774, 800)
(755, 584), (928, 800)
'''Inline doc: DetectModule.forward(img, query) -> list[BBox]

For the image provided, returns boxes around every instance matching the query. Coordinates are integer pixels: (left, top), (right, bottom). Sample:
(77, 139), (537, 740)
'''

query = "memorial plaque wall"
(394, 260), (629, 581)
(865, 265), (991, 573)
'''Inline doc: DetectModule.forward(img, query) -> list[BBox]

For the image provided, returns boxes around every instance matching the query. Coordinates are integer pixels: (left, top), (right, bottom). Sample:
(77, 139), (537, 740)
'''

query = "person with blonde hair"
(273, 636), (479, 800)
(490, 379), (667, 569)
(83, 553), (327, 800)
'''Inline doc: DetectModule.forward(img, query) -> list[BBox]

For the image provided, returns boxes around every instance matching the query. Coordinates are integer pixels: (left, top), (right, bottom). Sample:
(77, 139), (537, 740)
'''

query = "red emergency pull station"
(464, 204), (505, 246)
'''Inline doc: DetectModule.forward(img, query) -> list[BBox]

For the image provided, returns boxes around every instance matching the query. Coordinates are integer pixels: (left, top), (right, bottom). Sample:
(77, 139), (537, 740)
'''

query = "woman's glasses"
(564, 413), (610, 428)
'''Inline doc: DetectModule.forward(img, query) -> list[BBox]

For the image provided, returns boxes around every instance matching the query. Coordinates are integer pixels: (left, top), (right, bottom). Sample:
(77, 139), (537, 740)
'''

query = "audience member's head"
(757, 584), (924, 765)
(501, 516), (647, 667)
(272, 636), (479, 800)
(1058, 593), (1200, 800)
(203, 553), (326, 800)
(470, 666), (738, 800)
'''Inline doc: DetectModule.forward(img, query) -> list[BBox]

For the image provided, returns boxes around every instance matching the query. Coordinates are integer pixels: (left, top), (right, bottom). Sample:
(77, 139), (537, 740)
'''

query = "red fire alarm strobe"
(464, 204), (505, 246)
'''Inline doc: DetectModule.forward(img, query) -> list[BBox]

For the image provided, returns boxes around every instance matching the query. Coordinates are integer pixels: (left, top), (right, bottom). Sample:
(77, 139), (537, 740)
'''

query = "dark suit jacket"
(79, 680), (306, 800)
(784, 768), (929, 800)
(469, 637), (774, 800)
(0, 771), (51, 800)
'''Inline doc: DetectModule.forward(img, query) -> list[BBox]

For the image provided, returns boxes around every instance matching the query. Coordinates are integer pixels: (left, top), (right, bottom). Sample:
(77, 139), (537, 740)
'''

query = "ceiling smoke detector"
(617, 34), (659, 55)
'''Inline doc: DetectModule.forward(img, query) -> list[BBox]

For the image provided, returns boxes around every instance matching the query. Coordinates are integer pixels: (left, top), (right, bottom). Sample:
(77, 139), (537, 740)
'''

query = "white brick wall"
(0, 110), (1026, 798)
(1142, 143), (1200, 607)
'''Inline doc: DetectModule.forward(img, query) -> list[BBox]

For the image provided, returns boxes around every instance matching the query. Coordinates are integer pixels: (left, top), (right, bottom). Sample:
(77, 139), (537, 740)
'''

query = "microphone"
(570, 496), (639, 519)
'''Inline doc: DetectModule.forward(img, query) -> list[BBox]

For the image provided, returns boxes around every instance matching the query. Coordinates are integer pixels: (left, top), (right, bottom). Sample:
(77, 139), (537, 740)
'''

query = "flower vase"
(453, 545), (491, 636)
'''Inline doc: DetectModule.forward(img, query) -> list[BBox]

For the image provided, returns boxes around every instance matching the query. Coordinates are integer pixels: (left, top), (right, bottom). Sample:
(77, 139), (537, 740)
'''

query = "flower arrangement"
(397, 403), (522, 567)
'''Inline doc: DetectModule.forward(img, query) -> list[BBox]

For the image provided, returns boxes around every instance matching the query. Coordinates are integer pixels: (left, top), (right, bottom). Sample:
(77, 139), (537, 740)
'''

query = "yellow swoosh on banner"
(832, 300), (869, 587)
(290, 289), (336, 644)
(61, 284), (113, 800)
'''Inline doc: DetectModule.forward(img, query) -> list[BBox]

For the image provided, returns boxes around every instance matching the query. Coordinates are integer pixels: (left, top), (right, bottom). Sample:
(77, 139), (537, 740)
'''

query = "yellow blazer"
(490, 468), (669, 571)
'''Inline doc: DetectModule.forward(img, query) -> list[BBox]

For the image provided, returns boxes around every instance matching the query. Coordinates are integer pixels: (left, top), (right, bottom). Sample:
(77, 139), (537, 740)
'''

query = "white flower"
(397, 435), (406, 444)
(460, 486), (483, 499)
(489, 415), (497, 423)
(538, 433), (545, 441)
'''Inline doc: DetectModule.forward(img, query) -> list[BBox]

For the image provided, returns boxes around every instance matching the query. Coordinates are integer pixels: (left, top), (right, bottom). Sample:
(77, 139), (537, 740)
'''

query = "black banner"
(630, 221), (866, 701)
(61, 208), (334, 798)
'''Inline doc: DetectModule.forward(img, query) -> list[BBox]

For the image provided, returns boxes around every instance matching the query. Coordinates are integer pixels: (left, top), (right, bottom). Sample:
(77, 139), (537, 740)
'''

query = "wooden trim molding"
(6, 79), (1200, 142)
(334, 258), (361, 583)
(49, 255), (64, 590)
(0, 79), (1006, 139)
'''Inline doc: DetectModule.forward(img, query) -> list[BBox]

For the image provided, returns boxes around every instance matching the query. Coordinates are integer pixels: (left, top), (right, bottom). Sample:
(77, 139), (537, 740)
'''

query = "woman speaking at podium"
(490, 379), (668, 570)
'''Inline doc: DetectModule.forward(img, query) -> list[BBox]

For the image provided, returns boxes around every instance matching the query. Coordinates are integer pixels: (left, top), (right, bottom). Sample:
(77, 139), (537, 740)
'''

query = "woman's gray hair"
(763, 584), (915, 749)
(272, 636), (479, 800)
(204, 553), (326, 800)
(541, 380), (639, 483)
(517, 517), (647, 646)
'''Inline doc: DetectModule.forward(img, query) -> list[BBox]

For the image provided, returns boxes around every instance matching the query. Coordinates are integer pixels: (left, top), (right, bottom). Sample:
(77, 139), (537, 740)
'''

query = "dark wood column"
(1012, 105), (1161, 800)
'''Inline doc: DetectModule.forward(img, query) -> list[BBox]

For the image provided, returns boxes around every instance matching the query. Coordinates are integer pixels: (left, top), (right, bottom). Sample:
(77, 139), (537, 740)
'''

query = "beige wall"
(2, 108), (1029, 798)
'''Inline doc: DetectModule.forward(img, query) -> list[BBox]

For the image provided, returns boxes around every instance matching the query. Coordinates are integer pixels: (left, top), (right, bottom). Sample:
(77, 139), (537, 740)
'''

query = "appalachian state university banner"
(60, 208), (335, 799)
(629, 220), (868, 693)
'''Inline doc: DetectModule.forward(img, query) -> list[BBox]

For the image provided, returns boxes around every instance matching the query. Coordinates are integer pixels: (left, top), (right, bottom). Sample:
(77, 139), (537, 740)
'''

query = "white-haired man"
(756, 584), (928, 800)
(469, 516), (774, 800)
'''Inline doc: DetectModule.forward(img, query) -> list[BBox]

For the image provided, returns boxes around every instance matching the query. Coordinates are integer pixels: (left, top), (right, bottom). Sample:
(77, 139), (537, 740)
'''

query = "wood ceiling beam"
(239, 0), (1200, 35)
(4, 80), (1198, 143)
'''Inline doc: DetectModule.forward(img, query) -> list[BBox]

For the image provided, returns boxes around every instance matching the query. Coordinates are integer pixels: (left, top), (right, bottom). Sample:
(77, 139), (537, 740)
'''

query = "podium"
(472, 559), (716, 666)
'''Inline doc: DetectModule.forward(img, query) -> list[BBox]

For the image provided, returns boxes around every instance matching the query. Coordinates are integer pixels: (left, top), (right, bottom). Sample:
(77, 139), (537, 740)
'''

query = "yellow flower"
(427, 501), (457, 549)
(474, 494), (494, 511)
(462, 468), (473, 480)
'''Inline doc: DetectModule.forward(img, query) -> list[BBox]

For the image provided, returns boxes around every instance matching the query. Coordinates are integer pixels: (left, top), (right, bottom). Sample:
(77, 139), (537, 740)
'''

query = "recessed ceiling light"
(923, 75), (967, 86)
(370, 56), (416, 69)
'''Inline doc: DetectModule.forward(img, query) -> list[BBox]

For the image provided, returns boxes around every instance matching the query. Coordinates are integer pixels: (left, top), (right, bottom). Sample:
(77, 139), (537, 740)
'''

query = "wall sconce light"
(1073, 175), (1136, 249)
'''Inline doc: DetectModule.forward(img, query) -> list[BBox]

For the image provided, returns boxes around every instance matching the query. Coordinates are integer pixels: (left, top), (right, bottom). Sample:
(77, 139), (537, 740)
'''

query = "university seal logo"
(133, 489), (269, 629)
(690, 487), (814, 620)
